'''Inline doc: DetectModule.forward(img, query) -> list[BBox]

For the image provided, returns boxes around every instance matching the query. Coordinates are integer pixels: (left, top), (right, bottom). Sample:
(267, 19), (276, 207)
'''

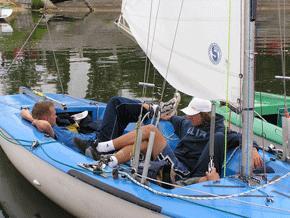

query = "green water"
(0, 9), (289, 218)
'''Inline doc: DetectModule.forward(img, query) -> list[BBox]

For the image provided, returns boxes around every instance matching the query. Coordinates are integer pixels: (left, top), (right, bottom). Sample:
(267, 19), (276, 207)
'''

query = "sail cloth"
(122, 0), (244, 103)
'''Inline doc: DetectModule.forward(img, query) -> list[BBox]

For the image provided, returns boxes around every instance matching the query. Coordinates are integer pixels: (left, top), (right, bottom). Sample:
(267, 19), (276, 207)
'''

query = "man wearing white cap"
(162, 97), (263, 178)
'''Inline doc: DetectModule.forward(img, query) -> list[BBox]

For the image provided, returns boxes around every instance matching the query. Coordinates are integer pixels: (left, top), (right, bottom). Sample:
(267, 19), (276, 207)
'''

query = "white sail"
(122, 0), (244, 103)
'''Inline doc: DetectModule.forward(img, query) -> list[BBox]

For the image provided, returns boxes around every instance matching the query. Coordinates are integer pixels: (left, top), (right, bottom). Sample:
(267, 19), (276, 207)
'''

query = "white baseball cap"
(181, 98), (212, 116)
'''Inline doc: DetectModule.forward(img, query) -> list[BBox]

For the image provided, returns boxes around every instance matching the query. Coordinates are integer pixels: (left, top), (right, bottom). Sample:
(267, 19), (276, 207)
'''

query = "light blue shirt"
(53, 125), (96, 152)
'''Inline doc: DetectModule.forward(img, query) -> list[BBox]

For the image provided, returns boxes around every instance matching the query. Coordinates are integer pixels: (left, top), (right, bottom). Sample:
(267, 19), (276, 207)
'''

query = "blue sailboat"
(0, 0), (290, 217)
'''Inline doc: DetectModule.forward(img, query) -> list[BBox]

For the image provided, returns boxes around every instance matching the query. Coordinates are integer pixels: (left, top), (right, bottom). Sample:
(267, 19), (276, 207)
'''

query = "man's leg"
(99, 124), (167, 156)
(98, 97), (148, 142)
(191, 132), (225, 177)
(98, 95), (179, 142)
(159, 145), (190, 179)
(101, 125), (167, 167)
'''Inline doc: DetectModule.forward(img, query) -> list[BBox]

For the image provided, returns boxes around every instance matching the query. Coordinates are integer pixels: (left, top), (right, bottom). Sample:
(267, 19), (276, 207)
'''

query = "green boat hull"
(216, 92), (290, 145)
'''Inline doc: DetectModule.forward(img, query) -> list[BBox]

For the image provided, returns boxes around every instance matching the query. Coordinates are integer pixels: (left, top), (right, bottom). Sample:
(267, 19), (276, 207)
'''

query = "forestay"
(122, 0), (244, 103)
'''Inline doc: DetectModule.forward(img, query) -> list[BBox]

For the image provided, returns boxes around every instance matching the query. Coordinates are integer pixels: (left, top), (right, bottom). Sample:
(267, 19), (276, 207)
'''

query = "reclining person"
(161, 97), (263, 177)
(21, 95), (179, 152)
(21, 101), (96, 152)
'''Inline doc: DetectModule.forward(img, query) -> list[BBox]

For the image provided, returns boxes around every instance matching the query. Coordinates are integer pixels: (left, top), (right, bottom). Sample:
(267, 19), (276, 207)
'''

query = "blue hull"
(0, 93), (289, 218)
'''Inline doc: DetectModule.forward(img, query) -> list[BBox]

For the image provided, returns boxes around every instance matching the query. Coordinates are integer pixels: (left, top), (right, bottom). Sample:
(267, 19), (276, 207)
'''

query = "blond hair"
(32, 101), (54, 119)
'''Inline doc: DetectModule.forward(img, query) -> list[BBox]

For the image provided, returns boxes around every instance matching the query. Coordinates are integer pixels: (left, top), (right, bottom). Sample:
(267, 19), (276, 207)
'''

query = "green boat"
(216, 92), (290, 146)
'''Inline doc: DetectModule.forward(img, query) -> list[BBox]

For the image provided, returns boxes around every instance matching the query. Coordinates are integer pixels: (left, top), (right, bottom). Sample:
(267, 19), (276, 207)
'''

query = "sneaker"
(85, 146), (102, 161)
(160, 93), (181, 116)
(74, 137), (89, 153)
(74, 138), (98, 152)
(74, 138), (101, 160)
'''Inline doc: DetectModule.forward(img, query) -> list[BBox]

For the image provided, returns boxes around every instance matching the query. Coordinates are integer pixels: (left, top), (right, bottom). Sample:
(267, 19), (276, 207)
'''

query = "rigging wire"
(277, 0), (289, 117)
(160, 0), (184, 102)
(145, 0), (161, 98)
(45, 16), (65, 94)
(142, 0), (154, 98)
(151, 68), (157, 101)
(5, 14), (44, 74)
(223, 0), (233, 177)
(257, 3), (268, 181)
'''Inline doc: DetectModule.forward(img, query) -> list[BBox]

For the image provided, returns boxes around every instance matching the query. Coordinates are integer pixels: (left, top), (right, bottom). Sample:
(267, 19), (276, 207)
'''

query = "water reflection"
(0, 11), (176, 102)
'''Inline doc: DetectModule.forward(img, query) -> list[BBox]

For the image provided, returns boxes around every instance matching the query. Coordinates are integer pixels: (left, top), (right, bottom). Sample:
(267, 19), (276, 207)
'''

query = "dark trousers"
(191, 132), (226, 177)
(98, 96), (145, 142)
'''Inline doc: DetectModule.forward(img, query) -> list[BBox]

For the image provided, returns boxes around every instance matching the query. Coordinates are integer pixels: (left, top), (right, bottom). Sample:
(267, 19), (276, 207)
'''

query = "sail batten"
(122, 0), (243, 103)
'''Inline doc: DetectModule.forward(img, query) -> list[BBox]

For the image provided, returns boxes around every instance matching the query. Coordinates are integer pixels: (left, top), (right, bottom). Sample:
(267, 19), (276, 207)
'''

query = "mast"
(241, 0), (256, 177)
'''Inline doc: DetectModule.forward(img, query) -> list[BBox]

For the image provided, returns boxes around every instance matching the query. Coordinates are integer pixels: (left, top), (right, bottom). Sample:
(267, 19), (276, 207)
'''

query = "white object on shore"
(71, 110), (88, 122)
(0, 8), (13, 19)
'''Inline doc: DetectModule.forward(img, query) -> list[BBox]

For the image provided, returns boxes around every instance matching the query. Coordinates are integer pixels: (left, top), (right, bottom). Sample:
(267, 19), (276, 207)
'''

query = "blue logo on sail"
(208, 43), (222, 65)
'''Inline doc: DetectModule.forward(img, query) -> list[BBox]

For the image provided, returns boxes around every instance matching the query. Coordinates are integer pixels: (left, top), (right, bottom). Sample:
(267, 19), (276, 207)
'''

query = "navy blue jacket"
(171, 114), (243, 171)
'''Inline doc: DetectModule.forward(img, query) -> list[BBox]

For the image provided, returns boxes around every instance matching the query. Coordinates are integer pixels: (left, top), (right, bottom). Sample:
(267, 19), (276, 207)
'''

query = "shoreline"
(2, 0), (290, 14)
(0, 0), (121, 13)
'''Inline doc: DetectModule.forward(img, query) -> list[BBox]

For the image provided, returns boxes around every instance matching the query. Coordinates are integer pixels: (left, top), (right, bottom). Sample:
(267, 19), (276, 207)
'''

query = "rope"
(124, 171), (290, 201)
(45, 16), (64, 94)
(223, 0), (232, 177)
(6, 15), (44, 74)
(0, 128), (55, 147)
(0, 128), (88, 172)
(254, 110), (267, 122)
(119, 170), (290, 214)
(142, 0), (154, 98)
(160, 0), (184, 102)
(145, 0), (161, 98)
(121, 0), (128, 15)
(151, 68), (157, 101)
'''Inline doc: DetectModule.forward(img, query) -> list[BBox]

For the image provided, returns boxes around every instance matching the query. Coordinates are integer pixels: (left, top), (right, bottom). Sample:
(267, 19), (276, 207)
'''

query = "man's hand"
(33, 120), (55, 138)
(205, 167), (220, 181)
(252, 148), (263, 169)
